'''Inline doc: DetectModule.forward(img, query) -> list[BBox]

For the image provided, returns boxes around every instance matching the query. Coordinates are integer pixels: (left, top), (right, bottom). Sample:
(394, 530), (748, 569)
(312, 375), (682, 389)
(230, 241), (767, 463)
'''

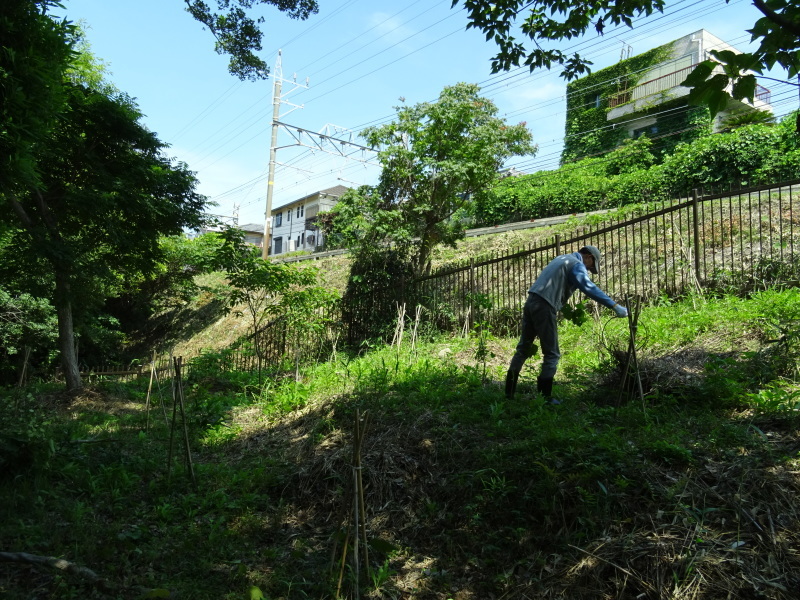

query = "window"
(301, 232), (305, 245)
(632, 125), (658, 139)
(274, 212), (282, 227)
(286, 210), (291, 221)
(273, 237), (282, 254)
(296, 205), (304, 218)
(296, 235), (301, 248)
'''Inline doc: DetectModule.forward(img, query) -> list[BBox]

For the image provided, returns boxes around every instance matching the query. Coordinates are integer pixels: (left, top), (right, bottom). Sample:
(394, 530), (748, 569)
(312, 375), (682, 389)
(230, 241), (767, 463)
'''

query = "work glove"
(612, 303), (629, 318)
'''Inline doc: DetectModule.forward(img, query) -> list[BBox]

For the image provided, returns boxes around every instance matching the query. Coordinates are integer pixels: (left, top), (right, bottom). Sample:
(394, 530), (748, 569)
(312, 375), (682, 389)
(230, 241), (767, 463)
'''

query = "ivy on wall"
(652, 101), (711, 156)
(561, 42), (677, 164)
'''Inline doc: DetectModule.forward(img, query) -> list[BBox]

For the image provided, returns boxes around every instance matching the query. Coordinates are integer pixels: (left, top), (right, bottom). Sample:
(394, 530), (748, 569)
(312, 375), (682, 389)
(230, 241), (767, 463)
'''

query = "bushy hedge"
(472, 113), (799, 226)
(660, 122), (785, 195)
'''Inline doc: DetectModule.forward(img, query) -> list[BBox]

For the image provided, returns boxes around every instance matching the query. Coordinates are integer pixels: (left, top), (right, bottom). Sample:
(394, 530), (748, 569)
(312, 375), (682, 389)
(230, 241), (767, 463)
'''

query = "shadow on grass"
(1, 347), (799, 599)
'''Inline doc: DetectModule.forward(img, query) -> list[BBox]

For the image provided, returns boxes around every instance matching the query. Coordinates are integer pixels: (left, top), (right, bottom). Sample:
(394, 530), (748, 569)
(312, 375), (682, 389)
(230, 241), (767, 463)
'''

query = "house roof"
(239, 223), (264, 234)
(275, 185), (350, 210)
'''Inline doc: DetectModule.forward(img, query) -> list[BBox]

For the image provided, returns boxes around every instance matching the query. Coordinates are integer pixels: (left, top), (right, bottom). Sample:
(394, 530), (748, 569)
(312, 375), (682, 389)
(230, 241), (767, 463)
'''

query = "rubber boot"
(536, 376), (554, 399)
(504, 369), (520, 399)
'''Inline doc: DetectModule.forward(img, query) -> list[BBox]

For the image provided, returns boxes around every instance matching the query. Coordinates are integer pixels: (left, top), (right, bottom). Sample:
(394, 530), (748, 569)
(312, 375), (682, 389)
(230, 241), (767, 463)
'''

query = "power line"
(196, 0), (781, 215)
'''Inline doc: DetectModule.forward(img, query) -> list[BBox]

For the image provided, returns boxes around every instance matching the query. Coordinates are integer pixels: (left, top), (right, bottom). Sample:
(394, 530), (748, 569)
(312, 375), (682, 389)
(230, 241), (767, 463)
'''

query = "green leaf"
(249, 586), (265, 600)
(731, 74), (757, 102)
(681, 61), (716, 87)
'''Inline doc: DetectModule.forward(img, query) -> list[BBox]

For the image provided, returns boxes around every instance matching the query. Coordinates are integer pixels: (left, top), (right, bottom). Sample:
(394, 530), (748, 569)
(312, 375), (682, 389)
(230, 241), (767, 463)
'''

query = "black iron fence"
(401, 180), (800, 337)
(83, 179), (800, 381)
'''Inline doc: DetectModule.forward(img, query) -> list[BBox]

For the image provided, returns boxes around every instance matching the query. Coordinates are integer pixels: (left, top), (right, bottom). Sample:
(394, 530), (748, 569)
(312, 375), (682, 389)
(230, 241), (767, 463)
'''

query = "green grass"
(2, 290), (800, 598)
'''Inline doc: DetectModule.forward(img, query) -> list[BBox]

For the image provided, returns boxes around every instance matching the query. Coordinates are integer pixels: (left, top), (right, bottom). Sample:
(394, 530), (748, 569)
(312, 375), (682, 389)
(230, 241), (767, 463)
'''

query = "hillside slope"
(2, 290), (799, 599)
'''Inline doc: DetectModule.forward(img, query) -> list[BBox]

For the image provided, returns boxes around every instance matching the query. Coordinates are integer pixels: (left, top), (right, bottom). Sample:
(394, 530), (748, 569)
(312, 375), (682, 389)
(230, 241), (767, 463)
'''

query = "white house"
(270, 184), (349, 256)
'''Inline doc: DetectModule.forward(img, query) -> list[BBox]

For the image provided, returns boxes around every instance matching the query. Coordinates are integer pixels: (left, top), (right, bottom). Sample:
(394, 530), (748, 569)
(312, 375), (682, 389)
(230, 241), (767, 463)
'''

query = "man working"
(505, 245), (628, 401)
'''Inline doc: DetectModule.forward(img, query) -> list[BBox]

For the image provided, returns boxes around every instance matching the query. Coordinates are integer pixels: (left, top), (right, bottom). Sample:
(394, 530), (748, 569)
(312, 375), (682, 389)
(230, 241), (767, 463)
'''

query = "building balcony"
(607, 63), (771, 120)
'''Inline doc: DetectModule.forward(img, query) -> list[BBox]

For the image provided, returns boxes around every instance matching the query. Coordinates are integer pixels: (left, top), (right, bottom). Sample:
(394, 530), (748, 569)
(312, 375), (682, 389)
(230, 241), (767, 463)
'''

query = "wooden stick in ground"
(167, 359), (179, 482)
(352, 412), (361, 598)
(174, 357), (196, 486)
(335, 530), (350, 599)
(350, 408), (372, 596)
(144, 350), (156, 432)
(392, 303), (406, 348)
(17, 346), (31, 388)
(356, 411), (370, 578)
(628, 297), (646, 408)
(411, 305), (422, 354)
(616, 296), (635, 407)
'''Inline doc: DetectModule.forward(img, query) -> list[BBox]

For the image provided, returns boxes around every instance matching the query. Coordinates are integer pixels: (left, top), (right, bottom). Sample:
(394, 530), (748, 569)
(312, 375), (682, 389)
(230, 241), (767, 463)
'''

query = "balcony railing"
(607, 63), (772, 109)
(756, 84), (771, 105)
(607, 64), (697, 108)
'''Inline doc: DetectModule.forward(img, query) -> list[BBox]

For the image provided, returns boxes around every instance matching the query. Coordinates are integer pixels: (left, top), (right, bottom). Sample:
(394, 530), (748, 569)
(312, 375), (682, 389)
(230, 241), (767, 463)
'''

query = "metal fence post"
(692, 189), (701, 277)
(468, 258), (475, 331)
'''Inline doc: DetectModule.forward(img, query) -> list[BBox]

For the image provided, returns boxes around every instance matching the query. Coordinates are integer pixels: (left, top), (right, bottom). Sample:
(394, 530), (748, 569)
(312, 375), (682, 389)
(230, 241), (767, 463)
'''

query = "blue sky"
(59, 0), (796, 226)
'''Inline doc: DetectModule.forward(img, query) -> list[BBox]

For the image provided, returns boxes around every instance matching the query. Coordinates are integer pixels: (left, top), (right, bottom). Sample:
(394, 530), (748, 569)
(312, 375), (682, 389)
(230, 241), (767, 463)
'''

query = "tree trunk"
(54, 270), (82, 391)
(415, 241), (433, 279)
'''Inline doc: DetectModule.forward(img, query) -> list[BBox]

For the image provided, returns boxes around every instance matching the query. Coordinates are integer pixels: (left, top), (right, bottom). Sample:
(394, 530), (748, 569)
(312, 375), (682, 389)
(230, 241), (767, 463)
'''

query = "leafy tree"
(604, 136), (656, 176)
(1, 0), (74, 195)
(103, 232), (226, 337)
(214, 228), (328, 379)
(356, 82), (535, 277)
(454, 0), (800, 116)
(718, 107), (776, 132)
(3, 81), (207, 391)
(183, 0), (319, 80)
(271, 284), (339, 380)
(0, 288), (57, 386)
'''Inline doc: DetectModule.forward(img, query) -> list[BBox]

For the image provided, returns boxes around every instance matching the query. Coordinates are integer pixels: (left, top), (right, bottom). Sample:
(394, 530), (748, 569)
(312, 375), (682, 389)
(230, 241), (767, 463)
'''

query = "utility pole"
(258, 53), (378, 259)
(262, 52), (284, 260)
(261, 51), (308, 259)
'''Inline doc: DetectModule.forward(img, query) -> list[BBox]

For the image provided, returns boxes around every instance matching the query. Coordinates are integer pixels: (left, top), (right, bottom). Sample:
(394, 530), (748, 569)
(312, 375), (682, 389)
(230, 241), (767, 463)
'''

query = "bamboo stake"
(350, 409), (371, 597)
(411, 305), (422, 355)
(144, 350), (156, 433)
(17, 346), (31, 388)
(356, 412), (370, 573)
(628, 297), (646, 410)
(352, 466), (360, 597)
(174, 357), (196, 486)
(335, 531), (350, 599)
(616, 296), (645, 409)
(392, 303), (406, 348)
(167, 361), (178, 482)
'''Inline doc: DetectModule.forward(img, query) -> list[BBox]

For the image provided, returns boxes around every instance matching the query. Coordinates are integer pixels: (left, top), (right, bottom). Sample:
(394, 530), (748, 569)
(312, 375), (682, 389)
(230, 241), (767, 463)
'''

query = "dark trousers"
(508, 293), (561, 379)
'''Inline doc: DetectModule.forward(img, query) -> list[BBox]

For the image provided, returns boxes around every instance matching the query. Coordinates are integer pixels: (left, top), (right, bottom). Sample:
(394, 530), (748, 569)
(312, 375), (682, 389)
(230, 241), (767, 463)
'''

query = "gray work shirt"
(528, 252), (616, 311)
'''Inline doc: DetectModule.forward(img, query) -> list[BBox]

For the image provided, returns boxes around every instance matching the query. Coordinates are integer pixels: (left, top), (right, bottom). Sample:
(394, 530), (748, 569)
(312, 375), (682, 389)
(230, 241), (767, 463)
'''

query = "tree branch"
(752, 0), (800, 38)
(0, 551), (165, 595)
(0, 551), (105, 587)
(6, 194), (36, 230)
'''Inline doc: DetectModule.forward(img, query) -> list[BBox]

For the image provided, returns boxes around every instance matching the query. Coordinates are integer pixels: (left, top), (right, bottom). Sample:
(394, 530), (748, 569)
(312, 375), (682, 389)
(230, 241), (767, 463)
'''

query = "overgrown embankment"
(2, 290), (799, 599)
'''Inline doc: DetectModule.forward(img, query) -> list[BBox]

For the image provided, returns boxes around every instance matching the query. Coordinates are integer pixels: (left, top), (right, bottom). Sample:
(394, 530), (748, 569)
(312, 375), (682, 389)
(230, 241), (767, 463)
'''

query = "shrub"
(660, 123), (783, 195)
(605, 164), (668, 206)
